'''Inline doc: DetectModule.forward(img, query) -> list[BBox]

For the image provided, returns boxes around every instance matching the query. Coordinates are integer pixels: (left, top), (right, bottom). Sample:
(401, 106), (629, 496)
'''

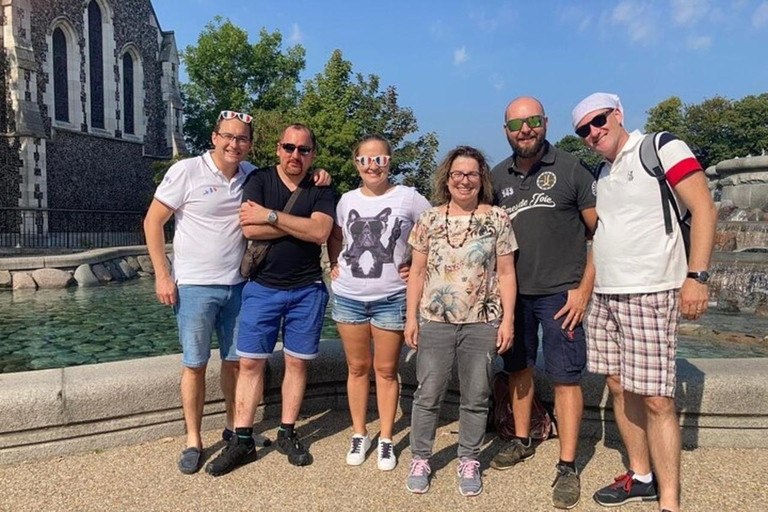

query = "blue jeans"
(332, 289), (406, 331)
(174, 283), (244, 368)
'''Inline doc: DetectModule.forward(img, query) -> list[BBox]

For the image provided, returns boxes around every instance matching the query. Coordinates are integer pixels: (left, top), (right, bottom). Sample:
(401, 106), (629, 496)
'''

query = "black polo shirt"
(241, 166), (335, 289)
(491, 142), (596, 295)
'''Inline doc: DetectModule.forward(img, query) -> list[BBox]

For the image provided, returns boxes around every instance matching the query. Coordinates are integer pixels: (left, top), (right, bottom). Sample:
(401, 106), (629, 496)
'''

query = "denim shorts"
(237, 280), (329, 360)
(331, 289), (406, 331)
(501, 291), (587, 384)
(174, 283), (244, 368)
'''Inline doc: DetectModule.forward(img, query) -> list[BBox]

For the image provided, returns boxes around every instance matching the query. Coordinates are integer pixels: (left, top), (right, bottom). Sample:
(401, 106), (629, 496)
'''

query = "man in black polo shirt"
(490, 96), (597, 509)
(206, 123), (335, 475)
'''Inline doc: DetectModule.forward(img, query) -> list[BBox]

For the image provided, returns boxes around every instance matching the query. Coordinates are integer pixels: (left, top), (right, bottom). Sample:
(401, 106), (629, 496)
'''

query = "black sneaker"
(593, 471), (658, 507)
(223, 427), (271, 447)
(490, 438), (536, 470)
(277, 431), (313, 466)
(205, 438), (257, 477)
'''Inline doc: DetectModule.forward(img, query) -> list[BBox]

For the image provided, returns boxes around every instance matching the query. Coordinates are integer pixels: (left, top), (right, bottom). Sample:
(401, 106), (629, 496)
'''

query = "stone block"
(117, 259), (137, 279)
(0, 270), (11, 289)
(74, 264), (101, 287)
(103, 260), (126, 281)
(91, 264), (113, 283)
(31, 268), (75, 289)
(0, 368), (64, 438)
(12, 272), (37, 290)
(136, 255), (154, 274)
(125, 256), (141, 272)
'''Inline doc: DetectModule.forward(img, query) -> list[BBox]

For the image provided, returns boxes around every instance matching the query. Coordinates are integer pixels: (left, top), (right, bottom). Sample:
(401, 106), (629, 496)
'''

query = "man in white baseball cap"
(571, 93), (716, 512)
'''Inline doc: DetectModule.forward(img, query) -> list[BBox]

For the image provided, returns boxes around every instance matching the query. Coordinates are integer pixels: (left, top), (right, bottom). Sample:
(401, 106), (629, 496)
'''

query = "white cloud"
(289, 23), (304, 44)
(754, 1), (768, 28)
(609, 1), (660, 45)
(453, 46), (468, 66)
(686, 35), (712, 49)
(671, 0), (709, 26)
(490, 73), (504, 91)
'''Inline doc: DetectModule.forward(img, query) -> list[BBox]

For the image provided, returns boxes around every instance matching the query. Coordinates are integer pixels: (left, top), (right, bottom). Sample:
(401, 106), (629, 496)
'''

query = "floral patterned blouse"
(408, 205), (518, 324)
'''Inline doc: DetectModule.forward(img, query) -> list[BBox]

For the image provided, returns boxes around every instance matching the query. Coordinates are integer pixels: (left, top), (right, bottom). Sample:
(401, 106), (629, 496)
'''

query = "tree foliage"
(180, 17), (305, 153)
(645, 94), (768, 169)
(554, 135), (602, 173)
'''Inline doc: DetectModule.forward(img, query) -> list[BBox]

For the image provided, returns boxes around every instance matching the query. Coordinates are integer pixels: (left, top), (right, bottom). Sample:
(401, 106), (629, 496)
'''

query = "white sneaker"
(377, 438), (397, 471)
(346, 434), (371, 466)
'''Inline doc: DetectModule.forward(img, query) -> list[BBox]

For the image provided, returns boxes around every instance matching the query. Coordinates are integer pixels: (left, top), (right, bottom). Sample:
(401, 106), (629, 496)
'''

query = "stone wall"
(0, 12), (23, 210)
(46, 129), (154, 212)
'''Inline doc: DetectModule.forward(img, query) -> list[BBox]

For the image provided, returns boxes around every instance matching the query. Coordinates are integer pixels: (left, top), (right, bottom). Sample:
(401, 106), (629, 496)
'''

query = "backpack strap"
(639, 133), (676, 235)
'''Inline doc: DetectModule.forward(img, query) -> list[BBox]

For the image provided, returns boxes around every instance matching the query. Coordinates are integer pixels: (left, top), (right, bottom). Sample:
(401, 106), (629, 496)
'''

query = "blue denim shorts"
(501, 291), (587, 384)
(331, 289), (406, 331)
(237, 280), (329, 360)
(174, 283), (244, 368)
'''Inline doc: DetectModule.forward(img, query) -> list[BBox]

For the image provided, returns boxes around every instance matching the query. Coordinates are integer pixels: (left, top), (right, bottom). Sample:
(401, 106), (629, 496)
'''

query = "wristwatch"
(267, 210), (278, 225)
(686, 271), (710, 284)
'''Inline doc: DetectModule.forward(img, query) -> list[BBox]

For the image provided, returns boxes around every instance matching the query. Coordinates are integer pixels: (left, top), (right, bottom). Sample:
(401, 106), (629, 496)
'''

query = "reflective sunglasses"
(449, 171), (481, 182)
(218, 110), (253, 124)
(575, 109), (614, 138)
(216, 132), (251, 145)
(279, 142), (314, 156)
(506, 115), (545, 132)
(355, 155), (391, 167)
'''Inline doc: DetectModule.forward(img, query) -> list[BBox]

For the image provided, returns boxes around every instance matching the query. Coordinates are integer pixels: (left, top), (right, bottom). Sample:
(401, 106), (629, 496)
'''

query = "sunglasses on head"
(279, 142), (314, 156)
(218, 110), (253, 124)
(355, 155), (391, 167)
(506, 115), (545, 132)
(575, 109), (614, 138)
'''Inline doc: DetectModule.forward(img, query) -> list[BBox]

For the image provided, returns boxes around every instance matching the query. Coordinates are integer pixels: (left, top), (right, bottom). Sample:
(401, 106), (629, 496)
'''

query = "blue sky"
(152, 0), (768, 165)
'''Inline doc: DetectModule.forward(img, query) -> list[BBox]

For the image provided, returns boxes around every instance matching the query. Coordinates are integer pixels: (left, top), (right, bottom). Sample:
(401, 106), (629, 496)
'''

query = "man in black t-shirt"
(489, 97), (597, 510)
(206, 124), (334, 475)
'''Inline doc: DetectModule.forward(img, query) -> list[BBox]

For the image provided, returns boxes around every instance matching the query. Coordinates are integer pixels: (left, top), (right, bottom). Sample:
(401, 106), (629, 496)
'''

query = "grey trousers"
(409, 320), (498, 459)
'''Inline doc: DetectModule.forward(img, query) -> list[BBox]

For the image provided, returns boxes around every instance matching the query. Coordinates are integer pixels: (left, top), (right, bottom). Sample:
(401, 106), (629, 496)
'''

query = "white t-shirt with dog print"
(332, 185), (431, 302)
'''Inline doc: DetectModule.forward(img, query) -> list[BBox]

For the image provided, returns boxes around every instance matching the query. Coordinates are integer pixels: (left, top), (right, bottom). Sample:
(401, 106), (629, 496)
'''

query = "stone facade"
(0, 0), (184, 216)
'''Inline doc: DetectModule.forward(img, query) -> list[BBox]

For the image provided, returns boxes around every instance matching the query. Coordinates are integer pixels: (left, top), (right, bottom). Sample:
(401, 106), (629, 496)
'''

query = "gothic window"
(88, 1), (104, 129)
(123, 53), (134, 134)
(52, 28), (69, 123)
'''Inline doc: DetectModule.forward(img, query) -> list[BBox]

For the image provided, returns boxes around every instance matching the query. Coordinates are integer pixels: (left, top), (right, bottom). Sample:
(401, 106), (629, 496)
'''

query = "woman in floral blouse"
(404, 146), (518, 497)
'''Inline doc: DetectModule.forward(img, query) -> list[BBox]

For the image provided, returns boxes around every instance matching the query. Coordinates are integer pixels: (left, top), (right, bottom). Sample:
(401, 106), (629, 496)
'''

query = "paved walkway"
(0, 410), (763, 511)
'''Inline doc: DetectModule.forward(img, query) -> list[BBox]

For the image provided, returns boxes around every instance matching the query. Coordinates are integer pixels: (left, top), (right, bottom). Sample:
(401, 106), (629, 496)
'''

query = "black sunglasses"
(575, 109), (614, 138)
(279, 142), (314, 156)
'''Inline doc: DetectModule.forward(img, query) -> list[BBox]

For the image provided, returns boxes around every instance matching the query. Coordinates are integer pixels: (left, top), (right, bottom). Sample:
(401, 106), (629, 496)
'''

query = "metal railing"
(0, 207), (173, 249)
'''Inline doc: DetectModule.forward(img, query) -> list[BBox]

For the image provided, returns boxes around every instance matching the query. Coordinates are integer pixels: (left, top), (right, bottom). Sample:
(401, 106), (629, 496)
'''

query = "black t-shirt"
(241, 166), (335, 289)
(491, 142), (596, 295)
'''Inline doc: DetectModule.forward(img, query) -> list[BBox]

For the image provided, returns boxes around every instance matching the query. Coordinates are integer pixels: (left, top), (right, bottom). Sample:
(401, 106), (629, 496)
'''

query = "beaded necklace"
(444, 202), (477, 249)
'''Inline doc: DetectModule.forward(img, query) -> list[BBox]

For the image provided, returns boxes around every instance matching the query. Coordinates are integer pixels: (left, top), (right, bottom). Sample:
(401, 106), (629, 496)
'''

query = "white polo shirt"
(593, 130), (702, 294)
(154, 151), (251, 286)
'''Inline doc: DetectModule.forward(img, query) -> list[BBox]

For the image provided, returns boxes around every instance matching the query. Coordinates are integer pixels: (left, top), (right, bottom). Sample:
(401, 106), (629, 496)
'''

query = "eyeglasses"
(449, 171), (481, 182)
(216, 132), (251, 146)
(575, 109), (614, 138)
(506, 115), (545, 132)
(218, 110), (253, 124)
(279, 142), (314, 156)
(355, 155), (391, 167)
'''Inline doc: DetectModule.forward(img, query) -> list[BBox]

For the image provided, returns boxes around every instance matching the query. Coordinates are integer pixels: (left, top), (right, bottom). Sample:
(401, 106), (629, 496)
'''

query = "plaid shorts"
(585, 290), (679, 397)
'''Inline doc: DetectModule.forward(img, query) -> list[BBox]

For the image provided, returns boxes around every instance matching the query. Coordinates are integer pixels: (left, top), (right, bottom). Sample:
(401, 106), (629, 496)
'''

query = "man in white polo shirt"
(143, 111), (328, 475)
(572, 93), (716, 512)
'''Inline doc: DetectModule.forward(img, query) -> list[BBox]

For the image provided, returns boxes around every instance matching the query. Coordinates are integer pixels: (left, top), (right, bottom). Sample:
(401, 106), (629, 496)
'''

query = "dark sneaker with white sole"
(490, 438), (535, 470)
(205, 438), (257, 476)
(593, 471), (658, 507)
(552, 463), (581, 509)
(277, 431), (313, 466)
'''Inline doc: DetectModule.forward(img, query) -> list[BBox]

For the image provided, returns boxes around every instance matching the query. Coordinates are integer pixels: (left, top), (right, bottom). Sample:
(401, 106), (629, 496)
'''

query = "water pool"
(1, 279), (766, 373)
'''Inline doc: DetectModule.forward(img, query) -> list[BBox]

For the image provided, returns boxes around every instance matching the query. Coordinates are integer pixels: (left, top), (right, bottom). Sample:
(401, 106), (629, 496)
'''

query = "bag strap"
(282, 180), (305, 215)
(639, 132), (689, 235)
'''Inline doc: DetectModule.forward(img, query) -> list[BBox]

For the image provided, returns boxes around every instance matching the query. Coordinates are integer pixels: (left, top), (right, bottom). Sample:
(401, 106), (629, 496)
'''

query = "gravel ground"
(0, 410), (763, 511)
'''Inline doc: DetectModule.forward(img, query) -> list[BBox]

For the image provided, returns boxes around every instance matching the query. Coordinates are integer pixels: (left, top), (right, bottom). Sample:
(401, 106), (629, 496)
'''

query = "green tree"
(180, 17), (305, 153)
(684, 96), (734, 169)
(296, 50), (438, 197)
(554, 135), (602, 173)
(644, 96), (688, 140)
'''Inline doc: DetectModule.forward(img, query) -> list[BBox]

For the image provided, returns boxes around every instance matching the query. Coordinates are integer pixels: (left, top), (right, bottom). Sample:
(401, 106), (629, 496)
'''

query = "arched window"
(123, 53), (134, 134)
(88, 1), (104, 129)
(52, 27), (69, 123)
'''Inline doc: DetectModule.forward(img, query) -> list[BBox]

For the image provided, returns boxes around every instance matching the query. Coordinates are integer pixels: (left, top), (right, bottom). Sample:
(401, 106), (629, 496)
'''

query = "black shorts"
(501, 291), (586, 384)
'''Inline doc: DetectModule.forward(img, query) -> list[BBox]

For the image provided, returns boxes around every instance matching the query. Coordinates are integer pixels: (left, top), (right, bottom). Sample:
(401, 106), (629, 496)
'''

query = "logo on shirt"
(500, 187), (515, 199)
(592, 181), (597, 197)
(537, 172), (557, 191)
(342, 208), (402, 279)
(504, 193), (556, 220)
(202, 187), (220, 196)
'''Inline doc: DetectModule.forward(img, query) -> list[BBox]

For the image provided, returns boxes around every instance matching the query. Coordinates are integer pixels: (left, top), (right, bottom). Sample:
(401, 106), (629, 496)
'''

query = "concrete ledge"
(0, 245), (171, 271)
(1, 339), (767, 464)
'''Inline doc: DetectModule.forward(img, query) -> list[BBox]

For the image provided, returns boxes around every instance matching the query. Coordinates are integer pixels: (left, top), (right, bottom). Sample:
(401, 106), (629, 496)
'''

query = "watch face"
(699, 271), (710, 283)
(268, 211), (278, 224)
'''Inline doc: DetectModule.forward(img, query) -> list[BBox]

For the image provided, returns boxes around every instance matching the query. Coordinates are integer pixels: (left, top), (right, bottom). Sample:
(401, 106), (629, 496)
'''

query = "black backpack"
(638, 132), (692, 259)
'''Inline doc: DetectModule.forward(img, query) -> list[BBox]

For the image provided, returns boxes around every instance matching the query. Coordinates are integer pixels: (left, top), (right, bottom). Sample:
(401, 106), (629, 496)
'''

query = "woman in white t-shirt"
(327, 135), (431, 471)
